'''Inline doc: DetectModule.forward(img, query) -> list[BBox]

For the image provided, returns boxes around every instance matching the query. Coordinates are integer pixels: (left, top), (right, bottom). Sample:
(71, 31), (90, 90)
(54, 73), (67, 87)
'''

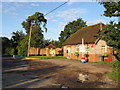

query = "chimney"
(100, 23), (102, 31)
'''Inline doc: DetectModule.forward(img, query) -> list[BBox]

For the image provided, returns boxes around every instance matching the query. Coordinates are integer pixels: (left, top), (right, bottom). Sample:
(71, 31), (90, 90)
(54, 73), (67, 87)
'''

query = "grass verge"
(22, 56), (67, 60)
(106, 60), (120, 84)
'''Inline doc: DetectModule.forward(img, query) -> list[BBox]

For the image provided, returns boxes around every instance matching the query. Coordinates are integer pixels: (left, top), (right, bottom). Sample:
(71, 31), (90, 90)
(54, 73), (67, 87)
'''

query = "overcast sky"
(0, 0), (118, 40)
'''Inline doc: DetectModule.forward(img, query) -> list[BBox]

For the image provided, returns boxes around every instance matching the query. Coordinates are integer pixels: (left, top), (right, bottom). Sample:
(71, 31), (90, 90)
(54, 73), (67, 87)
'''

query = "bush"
(75, 52), (79, 57)
(5, 48), (14, 55)
(107, 60), (120, 83)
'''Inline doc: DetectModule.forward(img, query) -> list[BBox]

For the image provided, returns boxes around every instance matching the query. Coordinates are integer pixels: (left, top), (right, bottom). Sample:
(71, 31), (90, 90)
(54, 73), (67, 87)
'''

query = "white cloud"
(56, 8), (87, 21)
(0, 4), (2, 8)
(67, 1), (72, 5)
(58, 22), (66, 31)
(45, 17), (50, 20)
(14, 3), (24, 7)
(50, 16), (54, 18)
(12, 12), (18, 15)
(52, 19), (58, 22)
(3, 0), (29, 2)
(4, 9), (9, 13)
(0, 4), (2, 13)
(30, 3), (39, 6)
(2, 0), (96, 2)
(3, 7), (16, 14)
(87, 19), (106, 25)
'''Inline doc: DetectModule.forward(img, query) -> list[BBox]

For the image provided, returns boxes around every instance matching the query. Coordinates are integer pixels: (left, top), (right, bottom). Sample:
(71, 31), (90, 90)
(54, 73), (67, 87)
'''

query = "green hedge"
(107, 60), (120, 83)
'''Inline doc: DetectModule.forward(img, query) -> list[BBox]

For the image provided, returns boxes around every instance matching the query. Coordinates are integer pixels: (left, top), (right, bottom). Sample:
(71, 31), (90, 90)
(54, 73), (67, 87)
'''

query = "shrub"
(107, 60), (120, 83)
(75, 52), (79, 57)
(5, 48), (14, 55)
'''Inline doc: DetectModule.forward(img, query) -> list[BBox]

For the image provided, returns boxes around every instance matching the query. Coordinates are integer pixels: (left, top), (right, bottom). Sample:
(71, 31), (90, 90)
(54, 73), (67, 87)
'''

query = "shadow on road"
(2, 57), (68, 88)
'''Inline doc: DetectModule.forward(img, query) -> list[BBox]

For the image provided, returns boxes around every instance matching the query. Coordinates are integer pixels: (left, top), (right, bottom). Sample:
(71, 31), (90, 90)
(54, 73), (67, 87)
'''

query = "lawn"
(22, 56), (67, 60)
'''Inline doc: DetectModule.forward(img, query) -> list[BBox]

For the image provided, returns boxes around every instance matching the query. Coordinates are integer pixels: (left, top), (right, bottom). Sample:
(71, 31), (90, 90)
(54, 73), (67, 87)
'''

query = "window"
(102, 45), (107, 54)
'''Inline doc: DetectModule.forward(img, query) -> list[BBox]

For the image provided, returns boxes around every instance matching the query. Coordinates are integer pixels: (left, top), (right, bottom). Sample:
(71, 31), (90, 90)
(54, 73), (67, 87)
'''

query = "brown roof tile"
(63, 23), (105, 46)
(45, 44), (56, 49)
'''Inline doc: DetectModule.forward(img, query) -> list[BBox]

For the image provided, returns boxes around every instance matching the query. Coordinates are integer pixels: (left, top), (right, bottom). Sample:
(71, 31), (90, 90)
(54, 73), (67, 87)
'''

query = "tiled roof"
(63, 23), (105, 45)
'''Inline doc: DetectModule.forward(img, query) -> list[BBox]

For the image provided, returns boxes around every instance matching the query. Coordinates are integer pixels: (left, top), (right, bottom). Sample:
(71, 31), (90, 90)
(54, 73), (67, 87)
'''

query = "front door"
(67, 47), (71, 59)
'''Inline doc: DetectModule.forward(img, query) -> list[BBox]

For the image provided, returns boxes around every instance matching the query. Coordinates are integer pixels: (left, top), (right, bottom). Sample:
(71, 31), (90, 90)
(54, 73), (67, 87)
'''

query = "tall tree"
(1, 37), (14, 55)
(59, 18), (87, 47)
(11, 30), (25, 55)
(22, 12), (47, 48)
(99, 1), (120, 18)
(98, 1), (120, 60)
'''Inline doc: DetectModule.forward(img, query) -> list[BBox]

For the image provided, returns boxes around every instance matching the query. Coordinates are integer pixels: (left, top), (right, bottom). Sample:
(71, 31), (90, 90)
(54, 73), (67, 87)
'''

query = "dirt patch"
(2, 57), (118, 88)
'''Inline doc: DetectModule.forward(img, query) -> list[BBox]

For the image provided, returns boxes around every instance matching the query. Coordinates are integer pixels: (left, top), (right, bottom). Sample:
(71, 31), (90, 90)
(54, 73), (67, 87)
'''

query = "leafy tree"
(59, 18), (87, 47)
(42, 39), (61, 48)
(98, 1), (120, 61)
(43, 39), (51, 47)
(22, 12), (47, 48)
(98, 1), (120, 18)
(50, 40), (61, 48)
(17, 35), (28, 56)
(1, 37), (13, 55)
(11, 30), (25, 55)
(5, 48), (14, 55)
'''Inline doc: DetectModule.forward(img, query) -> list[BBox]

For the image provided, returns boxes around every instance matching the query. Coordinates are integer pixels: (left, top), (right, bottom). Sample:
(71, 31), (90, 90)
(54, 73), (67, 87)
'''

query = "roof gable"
(45, 44), (56, 49)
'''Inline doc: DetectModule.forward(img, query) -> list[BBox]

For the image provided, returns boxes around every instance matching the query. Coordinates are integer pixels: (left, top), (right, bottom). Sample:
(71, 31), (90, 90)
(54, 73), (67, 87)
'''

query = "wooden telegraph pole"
(27, 21), (32, 56)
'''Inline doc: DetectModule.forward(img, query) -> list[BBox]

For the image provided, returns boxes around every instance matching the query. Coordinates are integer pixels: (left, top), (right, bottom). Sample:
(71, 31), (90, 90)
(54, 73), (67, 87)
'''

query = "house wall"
(63, 40), (115, 62)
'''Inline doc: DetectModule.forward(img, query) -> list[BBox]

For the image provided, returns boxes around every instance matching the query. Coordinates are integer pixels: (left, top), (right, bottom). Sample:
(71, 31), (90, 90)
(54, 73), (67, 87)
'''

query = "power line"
(44, 0), (70, 16)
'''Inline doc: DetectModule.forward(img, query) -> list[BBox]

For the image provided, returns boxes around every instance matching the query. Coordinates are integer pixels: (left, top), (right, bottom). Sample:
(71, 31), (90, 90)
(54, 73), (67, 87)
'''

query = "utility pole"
(27, 21), (32, 56)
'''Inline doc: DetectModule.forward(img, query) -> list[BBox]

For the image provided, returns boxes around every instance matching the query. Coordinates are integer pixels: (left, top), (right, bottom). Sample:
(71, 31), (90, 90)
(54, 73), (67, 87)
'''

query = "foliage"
(98, 1), (120, 18)
(17, 35), (28, 56)
(22, 12), (47, 34)
(50, 40), (61, 48)
(98, 1), (120, 61)
(11, 30), (25, 55)
(103, 53), (108, 56)
(98, 1), (120, 82)
(75, 52), (79, 57)
(5, 48), (14, 55)
(107, 60), (120, 83)
(43, 39), (61, 48)
(1, 37), (13, 55)
(43, 39), (51, 47)
(59, 18), (87, 47)
(22, 12), (47, 48)
(30, 27), (44, 48)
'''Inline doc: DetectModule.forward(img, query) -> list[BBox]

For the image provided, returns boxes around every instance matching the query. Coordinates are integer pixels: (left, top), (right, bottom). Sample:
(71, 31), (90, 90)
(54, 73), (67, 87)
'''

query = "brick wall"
(63, 40), (115, 62)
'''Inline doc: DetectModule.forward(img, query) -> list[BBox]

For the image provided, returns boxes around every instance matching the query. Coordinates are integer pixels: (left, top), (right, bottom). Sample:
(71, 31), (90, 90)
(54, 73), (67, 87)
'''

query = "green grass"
(88, 61), (111, 64)
(107, 72), (120, 83)
(22, 56), (67, 60)
(106, 60), (120, 84)
(97, 61), (112, 64)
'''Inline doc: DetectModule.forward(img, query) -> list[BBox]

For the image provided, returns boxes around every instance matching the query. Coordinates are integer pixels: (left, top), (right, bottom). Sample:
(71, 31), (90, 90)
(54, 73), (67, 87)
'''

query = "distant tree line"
(1, 32), (61, 56)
